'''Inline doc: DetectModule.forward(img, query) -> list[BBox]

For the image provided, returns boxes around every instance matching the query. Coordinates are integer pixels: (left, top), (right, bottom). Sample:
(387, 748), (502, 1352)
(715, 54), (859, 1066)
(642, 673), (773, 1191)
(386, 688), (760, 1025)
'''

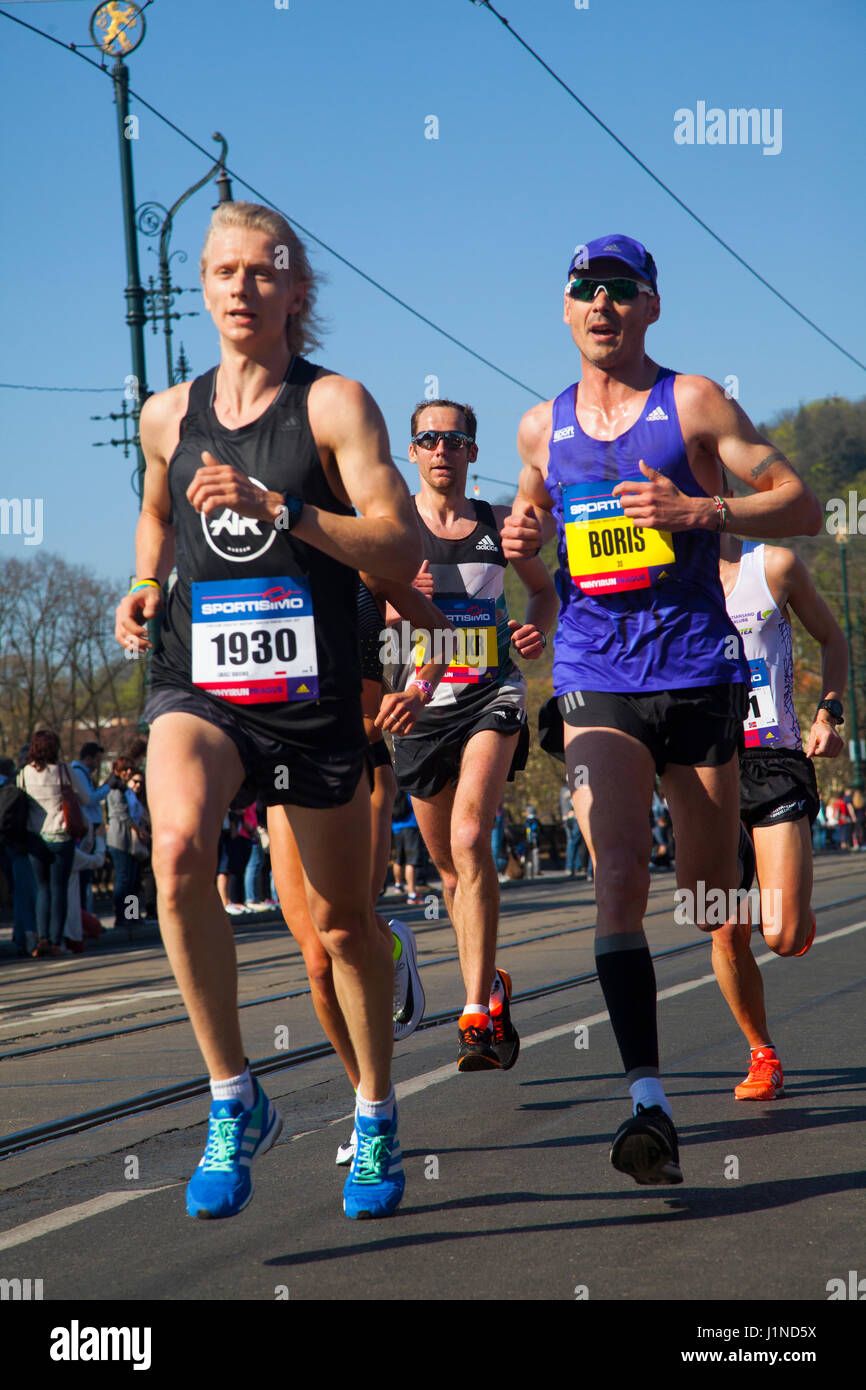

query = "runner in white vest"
(717, 532), (847, 1099)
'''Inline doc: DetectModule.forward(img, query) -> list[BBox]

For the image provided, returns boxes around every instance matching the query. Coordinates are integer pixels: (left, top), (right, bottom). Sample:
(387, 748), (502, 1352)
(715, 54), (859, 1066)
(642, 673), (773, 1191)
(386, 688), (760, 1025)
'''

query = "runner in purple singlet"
(501, 234), (821, 1186)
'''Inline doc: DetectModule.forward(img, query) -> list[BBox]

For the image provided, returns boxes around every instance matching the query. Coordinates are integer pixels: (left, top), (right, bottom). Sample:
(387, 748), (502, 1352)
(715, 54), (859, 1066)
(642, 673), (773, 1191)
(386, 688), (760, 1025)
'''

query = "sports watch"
(816, 699), (844, 725)
(277, 493), (304, 533)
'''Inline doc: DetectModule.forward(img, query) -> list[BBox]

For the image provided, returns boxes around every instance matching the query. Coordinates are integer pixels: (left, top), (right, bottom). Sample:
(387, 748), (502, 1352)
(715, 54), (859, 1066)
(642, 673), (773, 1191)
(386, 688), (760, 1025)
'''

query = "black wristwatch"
(277, 493), (304, 533)
(816, 699), (844, 725)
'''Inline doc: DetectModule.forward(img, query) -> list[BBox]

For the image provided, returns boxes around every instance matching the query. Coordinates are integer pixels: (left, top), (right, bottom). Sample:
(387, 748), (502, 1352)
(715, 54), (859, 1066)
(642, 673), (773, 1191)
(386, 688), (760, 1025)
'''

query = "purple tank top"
(545, 369), (748, 694)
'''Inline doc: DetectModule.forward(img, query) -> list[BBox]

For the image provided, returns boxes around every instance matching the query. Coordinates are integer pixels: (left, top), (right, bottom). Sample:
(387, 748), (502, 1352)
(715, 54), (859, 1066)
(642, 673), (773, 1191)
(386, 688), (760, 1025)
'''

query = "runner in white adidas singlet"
(715, 531), (847, 1100)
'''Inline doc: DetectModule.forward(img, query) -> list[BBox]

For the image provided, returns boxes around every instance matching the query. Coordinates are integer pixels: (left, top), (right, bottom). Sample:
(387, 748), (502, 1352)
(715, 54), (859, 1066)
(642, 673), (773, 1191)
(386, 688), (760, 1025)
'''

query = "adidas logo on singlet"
(646, 406), (668, 421)
(476, 534), (498, 552)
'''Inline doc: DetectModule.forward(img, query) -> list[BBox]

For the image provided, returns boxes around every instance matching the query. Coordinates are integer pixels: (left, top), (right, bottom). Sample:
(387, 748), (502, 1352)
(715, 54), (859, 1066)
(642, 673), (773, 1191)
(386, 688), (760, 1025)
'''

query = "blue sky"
(2, 0), (865, 584)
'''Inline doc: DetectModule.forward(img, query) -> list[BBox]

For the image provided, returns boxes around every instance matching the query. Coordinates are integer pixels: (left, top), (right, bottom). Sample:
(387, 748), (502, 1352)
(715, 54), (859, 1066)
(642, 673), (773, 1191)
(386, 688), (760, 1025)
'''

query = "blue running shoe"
(342, 1108), (405, 1219)
(186, 1078), (282, 1219)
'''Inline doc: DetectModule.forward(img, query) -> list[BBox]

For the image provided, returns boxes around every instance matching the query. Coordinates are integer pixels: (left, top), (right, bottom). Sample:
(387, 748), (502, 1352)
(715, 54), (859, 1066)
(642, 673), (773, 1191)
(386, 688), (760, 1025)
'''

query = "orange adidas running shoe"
(734, 1048), (784, 1101)
(794, 911), (816, 957)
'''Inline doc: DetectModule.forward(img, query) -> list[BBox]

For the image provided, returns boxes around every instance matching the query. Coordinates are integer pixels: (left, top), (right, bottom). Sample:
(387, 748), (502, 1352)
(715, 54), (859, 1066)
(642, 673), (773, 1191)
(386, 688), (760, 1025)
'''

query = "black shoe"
(610, 1104), (683, 1186)
(737, 822), (756, 893)
(457, 1016), (501, 1072)
(489, 968), (520, 1070)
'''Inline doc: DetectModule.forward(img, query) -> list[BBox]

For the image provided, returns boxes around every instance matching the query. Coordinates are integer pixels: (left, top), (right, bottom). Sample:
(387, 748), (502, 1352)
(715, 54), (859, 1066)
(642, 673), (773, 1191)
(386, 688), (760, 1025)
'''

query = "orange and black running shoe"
(457, 1012), (500, 1072)
(489, 968), (520, 1070)
(793, 911), (816, 957)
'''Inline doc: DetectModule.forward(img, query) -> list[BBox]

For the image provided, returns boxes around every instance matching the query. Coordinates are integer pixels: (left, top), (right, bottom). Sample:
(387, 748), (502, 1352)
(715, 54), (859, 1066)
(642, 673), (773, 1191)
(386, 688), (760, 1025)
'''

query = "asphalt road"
(1, 857), (863, 1348)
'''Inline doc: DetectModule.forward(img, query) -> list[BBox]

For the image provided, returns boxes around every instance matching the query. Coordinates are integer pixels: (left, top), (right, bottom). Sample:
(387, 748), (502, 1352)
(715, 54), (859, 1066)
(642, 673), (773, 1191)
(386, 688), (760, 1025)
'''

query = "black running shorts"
(393, 825), (423, 867)
(539, 683), (749, 775)
(369, 737), (393, 771)
(393, 701), (529, 799)
(143, 682), (368, 810)
(739, 746), (820, 829)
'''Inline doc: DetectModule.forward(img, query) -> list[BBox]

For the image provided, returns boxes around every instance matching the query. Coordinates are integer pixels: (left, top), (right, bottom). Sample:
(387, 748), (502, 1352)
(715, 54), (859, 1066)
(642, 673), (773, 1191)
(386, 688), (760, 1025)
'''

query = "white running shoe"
(391, 918), (425, 1041)
(335, 1130), (356, 1166)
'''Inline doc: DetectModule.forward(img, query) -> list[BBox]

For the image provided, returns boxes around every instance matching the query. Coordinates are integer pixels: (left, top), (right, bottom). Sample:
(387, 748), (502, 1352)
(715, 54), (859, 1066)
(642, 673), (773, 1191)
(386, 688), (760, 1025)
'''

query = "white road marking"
(394, 918), (866, 1100)
(0, 1187), (177, 1253)
(0, 988), (182, 1029)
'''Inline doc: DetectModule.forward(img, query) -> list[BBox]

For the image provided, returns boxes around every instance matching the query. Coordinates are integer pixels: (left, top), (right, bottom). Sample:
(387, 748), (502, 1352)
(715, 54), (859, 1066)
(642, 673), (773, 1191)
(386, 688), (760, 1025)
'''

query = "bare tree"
(0, 554), (144, 756)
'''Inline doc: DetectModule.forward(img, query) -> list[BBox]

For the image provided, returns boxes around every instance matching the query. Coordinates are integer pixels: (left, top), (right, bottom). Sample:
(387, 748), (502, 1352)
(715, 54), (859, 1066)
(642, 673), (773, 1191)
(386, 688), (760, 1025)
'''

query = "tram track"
(3, 876), (865, 1062)
(3, 876), (865, 1160)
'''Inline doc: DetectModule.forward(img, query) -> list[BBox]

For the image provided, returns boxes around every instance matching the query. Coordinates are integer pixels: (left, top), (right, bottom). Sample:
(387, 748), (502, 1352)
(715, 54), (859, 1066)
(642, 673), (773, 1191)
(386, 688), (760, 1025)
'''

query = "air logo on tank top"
(562, 480), (675, 593)
(201, 476), (277, 563)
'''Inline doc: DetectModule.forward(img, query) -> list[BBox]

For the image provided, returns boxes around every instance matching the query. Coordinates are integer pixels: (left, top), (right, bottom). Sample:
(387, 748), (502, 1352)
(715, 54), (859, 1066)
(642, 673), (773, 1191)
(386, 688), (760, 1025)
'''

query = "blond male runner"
(115, 202), (420, 1221)
(501, 234), (821, 1185)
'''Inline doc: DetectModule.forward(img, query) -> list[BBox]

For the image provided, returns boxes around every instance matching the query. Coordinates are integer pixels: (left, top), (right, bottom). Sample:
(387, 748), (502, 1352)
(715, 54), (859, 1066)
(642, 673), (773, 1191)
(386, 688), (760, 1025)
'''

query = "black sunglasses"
(411, 430), (474, 451)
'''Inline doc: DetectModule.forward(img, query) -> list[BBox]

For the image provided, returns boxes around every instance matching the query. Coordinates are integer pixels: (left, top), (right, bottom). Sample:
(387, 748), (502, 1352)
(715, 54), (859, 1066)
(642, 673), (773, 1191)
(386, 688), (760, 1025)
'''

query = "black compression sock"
(595, 932), (659, 1080)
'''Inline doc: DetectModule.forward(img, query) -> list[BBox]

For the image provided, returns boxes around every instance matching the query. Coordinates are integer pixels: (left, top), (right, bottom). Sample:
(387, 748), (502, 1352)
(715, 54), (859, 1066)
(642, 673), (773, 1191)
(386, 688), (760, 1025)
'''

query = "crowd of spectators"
(4, 733), (864, 961)
(0, 734), (156, 957)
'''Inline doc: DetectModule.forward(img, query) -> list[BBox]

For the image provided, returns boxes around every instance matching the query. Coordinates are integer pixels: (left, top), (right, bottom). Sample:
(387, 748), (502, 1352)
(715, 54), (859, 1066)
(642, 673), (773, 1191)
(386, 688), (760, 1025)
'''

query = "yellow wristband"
(129, 578), (161, 595)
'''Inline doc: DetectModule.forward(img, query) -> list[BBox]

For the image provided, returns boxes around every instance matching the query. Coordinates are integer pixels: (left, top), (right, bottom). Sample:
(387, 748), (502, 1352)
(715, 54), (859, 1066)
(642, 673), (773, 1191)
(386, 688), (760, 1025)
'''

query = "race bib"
(743, 657), (780, 747)
(562, 481), (675, 594)
(191, 576), (318, 704)
(415, 596), (497, 685)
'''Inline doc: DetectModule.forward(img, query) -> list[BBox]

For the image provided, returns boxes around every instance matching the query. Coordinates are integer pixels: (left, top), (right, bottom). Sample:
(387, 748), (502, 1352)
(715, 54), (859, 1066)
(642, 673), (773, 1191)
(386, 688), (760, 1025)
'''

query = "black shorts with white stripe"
(538, 684), (748, 775)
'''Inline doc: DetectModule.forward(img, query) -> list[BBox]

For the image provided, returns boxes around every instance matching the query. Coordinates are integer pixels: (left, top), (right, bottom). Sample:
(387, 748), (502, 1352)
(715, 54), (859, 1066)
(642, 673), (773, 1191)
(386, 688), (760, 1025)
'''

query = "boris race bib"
(415, 596), (497, 684)
(191, 576), (318, 704)
(743, 658), (780, 747)
(562, 481), (675, 594)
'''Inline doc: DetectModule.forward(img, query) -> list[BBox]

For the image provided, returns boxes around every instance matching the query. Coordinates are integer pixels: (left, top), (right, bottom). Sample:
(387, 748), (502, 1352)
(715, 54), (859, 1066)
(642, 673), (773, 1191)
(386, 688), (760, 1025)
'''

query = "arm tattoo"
(751, 449), (787, 481)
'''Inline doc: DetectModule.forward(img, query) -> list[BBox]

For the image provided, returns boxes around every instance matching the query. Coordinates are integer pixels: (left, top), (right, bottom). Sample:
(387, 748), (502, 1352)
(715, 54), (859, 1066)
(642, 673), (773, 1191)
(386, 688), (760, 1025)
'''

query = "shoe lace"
(460, 1024), (490, 1045)
(201, 1115), (242, 1172)
(353, 1131), (394, 1184)
(748, 1055), (781, 1083)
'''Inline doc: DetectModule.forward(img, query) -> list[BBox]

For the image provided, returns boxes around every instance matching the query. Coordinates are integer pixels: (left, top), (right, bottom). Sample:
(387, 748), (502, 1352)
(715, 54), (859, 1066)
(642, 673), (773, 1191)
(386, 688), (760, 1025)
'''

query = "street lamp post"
(137, 134), (233, 388)
(90, 2), (151, 498)
(835, 525), (863, 790)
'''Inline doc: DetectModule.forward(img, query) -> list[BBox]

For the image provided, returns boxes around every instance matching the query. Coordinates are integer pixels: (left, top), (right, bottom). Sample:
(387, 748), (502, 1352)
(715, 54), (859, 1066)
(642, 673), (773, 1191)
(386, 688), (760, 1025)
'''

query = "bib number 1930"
(191, 575), (318, 704)
(210, 627), (297, 667)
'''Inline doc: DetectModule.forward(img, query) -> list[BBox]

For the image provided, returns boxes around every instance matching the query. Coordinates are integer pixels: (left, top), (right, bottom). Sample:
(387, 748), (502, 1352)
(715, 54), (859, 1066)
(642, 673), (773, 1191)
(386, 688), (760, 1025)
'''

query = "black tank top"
(358, 581), (385, 685)
(150, 356), (362, 743)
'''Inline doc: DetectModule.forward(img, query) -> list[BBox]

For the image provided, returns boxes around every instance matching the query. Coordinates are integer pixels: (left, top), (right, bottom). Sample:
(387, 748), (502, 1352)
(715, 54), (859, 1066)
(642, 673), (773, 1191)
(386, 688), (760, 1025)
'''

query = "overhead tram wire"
(0, 6), (545, 404)
(0, 382), (118, 392)
(468, 0), (866, 375)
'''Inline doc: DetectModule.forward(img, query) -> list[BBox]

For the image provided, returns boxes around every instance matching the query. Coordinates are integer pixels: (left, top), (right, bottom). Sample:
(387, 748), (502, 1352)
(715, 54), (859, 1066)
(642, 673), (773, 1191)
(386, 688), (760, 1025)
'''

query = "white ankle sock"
(629, 1076), (672, 1120)
(356, 1087), (395, 1122)
(211, 1067), (254, 1110)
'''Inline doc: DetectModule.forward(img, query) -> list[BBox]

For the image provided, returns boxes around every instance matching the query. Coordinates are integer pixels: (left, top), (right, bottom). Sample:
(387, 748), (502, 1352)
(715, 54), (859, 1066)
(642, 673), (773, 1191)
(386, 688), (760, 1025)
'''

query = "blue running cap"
(568, 235), (658, 293)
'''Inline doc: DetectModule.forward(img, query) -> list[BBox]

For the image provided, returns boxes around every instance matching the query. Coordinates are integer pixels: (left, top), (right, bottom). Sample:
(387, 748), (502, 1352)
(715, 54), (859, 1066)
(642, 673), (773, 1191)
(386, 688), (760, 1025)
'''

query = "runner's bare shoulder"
(518, 399), (555, 474)
(139, 381), (194, 464)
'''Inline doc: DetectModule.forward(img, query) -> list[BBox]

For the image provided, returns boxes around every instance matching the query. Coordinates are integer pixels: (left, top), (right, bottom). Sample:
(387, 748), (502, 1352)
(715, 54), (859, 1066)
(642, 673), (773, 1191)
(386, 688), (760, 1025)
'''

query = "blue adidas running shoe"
(342, 1108), (405, 1219)
(186, 1078), (282, 1219)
